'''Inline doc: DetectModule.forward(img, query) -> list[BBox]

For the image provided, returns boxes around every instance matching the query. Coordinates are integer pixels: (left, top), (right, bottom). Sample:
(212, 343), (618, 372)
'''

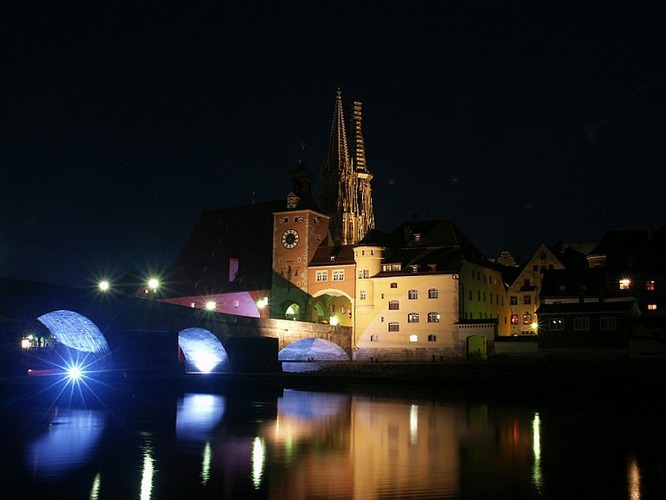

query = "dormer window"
(414, 233), (421, 242)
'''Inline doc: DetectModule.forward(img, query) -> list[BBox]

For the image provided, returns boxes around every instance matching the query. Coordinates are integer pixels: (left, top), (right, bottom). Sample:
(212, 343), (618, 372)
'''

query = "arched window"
(407, 312), (420, 323)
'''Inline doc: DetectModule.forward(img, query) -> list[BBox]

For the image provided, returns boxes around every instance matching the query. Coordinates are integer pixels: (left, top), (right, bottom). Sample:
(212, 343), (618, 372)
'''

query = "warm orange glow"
(619, 278), (631, 290)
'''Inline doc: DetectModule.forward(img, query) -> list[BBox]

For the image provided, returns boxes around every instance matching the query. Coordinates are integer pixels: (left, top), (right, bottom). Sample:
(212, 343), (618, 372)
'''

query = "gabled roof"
(367, 218), (494, 276)
(309, 244), (356, 267)
(166, 200), (284, 297)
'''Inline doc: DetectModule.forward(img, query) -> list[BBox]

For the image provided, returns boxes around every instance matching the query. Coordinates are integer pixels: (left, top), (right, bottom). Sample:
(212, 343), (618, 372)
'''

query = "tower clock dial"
(281, 229), (299, 249)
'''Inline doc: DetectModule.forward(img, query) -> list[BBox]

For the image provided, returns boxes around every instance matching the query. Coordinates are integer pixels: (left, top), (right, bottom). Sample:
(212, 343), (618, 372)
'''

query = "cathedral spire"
(318, 88), (375, 245)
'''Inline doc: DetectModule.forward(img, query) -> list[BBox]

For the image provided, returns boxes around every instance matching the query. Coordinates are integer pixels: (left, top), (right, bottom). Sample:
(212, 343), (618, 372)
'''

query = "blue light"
(67, 365), (83, 381)
(178, 328), (228, 374)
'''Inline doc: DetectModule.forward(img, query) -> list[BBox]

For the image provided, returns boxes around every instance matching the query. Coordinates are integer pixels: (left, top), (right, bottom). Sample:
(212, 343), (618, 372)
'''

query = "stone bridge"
(0, 277), (353, 377)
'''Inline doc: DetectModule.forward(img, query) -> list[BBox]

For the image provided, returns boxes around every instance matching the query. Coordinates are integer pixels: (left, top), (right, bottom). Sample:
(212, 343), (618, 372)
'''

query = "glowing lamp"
(256, 297), (268, 309)
(205, 301), (216, 311)
(21, 338), (30, 349)
(619, 278), (631, 290)
(98, 280), (110, 292)
(329, 316), (339, 326)
(67, 365), (83, 381)
(531, 322), (539, 331)
(148, 278), (159, 291)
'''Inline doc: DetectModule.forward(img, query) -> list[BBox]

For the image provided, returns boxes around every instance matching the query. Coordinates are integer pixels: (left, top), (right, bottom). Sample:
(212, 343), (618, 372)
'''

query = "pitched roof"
(166, 200), (284, 297)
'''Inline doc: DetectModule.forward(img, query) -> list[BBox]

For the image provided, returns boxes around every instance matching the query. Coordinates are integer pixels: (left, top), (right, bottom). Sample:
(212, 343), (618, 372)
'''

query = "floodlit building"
(163, 89), (511, 359)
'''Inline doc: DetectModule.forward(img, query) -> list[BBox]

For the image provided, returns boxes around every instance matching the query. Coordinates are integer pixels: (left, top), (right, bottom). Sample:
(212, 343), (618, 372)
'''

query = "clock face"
(281, 229), (299, 249)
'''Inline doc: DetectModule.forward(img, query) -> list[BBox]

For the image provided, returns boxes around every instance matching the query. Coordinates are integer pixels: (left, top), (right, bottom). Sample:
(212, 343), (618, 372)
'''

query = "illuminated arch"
(285, 303), (300, 320)
(178, 328), (228, 374)
(279, 338), (349, 361)
(310, 289), (353, 302)
(37, 310), (109, 354)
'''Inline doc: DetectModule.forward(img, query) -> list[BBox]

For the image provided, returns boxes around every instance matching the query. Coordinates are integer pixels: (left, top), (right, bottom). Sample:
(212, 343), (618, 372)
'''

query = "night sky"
(2, 2), (665, 287)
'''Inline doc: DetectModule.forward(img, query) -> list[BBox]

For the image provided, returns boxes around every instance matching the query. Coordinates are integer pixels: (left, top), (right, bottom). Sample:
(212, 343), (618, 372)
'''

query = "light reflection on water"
(4, 386), (665, 499)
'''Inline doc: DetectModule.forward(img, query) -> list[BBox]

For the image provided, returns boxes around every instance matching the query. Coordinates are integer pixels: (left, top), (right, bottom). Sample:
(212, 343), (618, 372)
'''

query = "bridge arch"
(178, 327), (229, 373)
(278, 338), (350, 361)
(308, 289), (353, 326)
(37, 310), (110, 354)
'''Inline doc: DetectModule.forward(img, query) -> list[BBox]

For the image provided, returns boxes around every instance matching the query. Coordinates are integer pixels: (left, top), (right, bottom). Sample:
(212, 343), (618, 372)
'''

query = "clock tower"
(271, 152), (330, 320)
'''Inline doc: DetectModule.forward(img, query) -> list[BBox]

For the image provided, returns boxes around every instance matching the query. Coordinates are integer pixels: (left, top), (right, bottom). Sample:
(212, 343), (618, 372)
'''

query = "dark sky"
(2, 1), (665, 287)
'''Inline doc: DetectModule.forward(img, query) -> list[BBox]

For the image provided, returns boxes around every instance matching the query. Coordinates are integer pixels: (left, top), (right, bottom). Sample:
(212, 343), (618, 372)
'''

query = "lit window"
(549, 318), (564, 331)
(646, 281), (655, 291)
(522, 313), (532, 325)
(407, 312), (419, 323)
(409, 335), (418, 342)
(648, 304), (657, 311)
(408, 289), (418, 299)
(619, 278), (631, 290)
(428, 312), (440, 323)
(511, 314), (519, 325)
(428, 288), (438, 299)
(316, 271), (328, 282)
(388, 300), (400, 310)
(388, 322), (400, 332)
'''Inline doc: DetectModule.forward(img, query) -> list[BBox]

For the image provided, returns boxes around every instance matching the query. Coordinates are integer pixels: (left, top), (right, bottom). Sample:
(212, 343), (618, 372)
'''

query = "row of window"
(510, 295), (532, 305)
(316, 270), (345, 282)
(357, 289), (440, 301)
(619, 279), (656, 291)
(369, 334), (438, 342)
(469, 290), (505, 305)
(386, 313), (441, 330)
(511, 313), (534, 325)
(547, 317), (618, 331)
(279, 216), (322, 224)
(470, 269), (497, 284)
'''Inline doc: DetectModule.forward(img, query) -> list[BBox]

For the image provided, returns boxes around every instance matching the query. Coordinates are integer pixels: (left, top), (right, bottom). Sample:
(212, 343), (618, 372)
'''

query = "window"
(522, 313), (532, 325)
(511, 314), (519, 325)
(407, 312), (420, 323)
(428, 312), (440, 323)
(523, 295), (532, 305)
(619, 279), (631, 290)
(409, 335), (418, 342)
(370, 334), (378, 342)
(390, 282), (398, 288)
(333, 270), (344, 281)
(358, 269), (369, 279)
(574, 317), (590, 331)
(648, 304), (658, 311)
(533, 265), (539, 272)
(646, 280), (655, 291)
(316, 271), (328, 282)
(469, 290), (473, 300)
(549, 318), (564, 331)
(408, 289), (418, 299)
(600, 317), (617, 331)
(388, 300), (400, 310)
(388, 322), (400, 332)
(510, 296), (518, 306)
(360, 290), (366, 300)
(428, 335), (437, 342)
(477, 291), (481, 301)
(428, 288), (438, 299)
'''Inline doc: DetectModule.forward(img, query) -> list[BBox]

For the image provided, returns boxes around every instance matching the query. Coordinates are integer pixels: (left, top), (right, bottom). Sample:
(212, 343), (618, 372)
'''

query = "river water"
(1, 375), (664, 499)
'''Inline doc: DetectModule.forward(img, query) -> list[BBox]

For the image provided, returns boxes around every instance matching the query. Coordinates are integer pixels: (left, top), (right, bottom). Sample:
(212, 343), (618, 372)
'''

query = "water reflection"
(5, 385), (664, 499)
(24, 408), (104, 478)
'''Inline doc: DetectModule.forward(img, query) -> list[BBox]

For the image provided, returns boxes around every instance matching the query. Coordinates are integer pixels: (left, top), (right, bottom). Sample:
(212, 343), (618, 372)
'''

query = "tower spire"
(318, 89), (375, 245)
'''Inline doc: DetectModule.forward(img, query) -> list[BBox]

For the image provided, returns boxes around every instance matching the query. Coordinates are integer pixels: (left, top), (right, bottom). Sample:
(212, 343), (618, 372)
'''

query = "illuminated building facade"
(504, 244), (565, 336)
(164, 90), (511, 359)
